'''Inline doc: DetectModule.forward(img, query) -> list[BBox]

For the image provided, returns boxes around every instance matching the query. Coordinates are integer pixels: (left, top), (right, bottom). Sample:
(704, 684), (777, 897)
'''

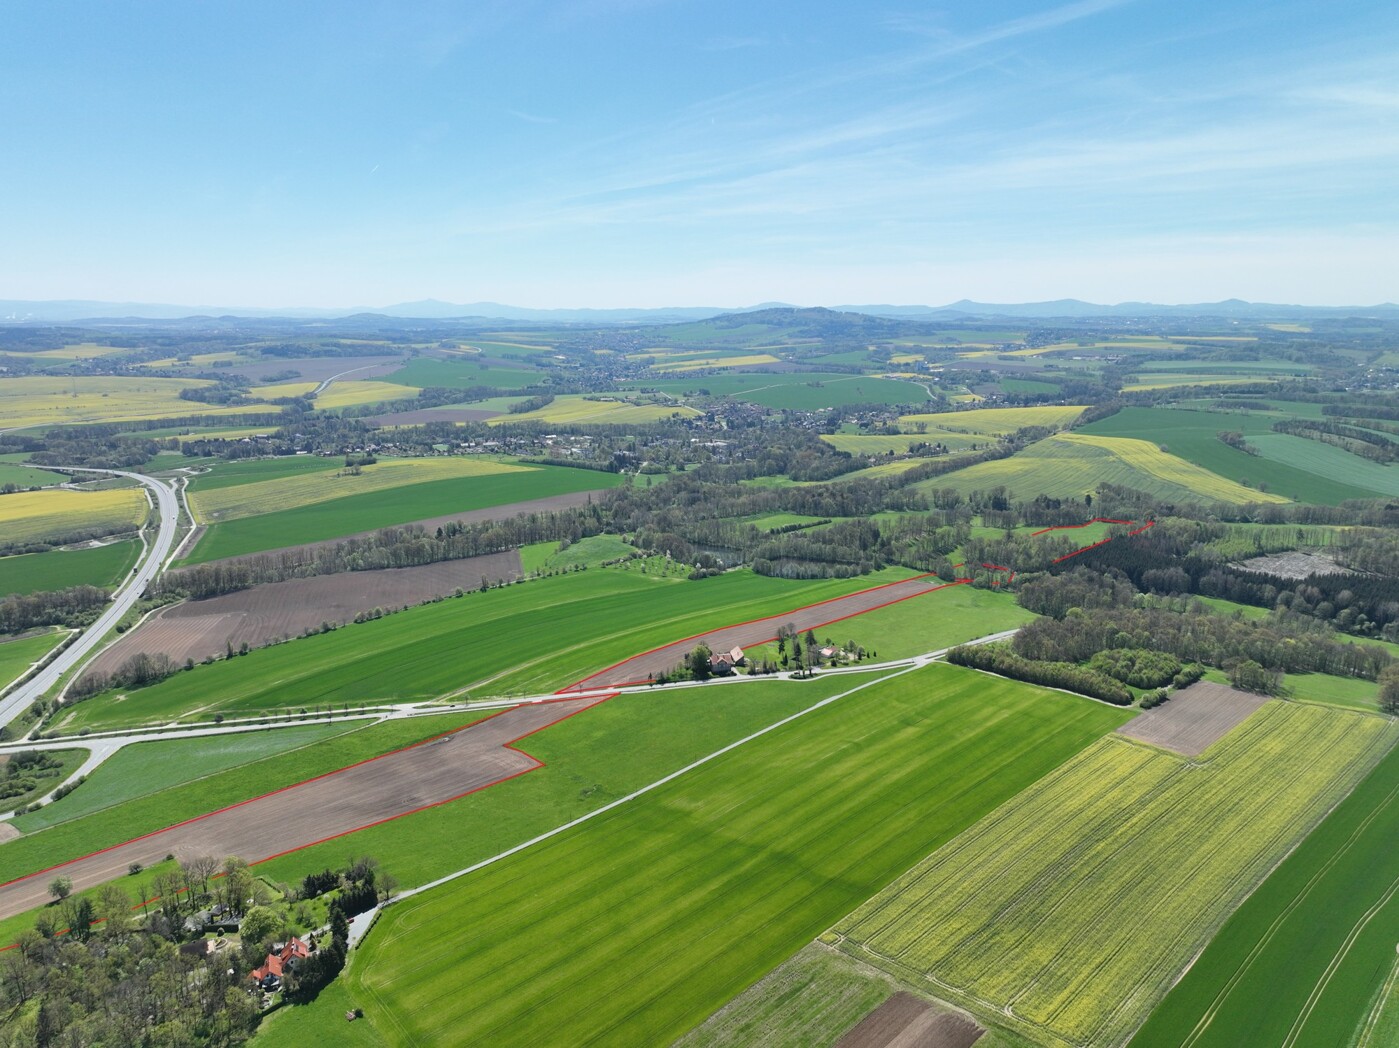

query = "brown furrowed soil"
(0, 695), (606, 921)
(83, 550), (522, 677)
(1117, 681), (1270, 756)
(835, 993), (984, 1048)
(562, 576), (958, 691)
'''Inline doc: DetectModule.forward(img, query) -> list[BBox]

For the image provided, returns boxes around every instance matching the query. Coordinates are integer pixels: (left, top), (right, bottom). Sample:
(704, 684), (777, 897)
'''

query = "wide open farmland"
(0, 486), (148, 546)
(833, 702), (1397, 1048)
(1131, 743), (1399, 1048)
(181, 462), (624, 563)
(81, 549), (524, 678)
(54, 568), (916, 733)
(332, 665), (1129, 1047)
(915, 433), (1284, 505)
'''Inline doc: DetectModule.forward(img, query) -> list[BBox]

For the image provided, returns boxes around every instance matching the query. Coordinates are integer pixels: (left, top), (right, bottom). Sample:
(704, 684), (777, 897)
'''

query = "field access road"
(0, 694), (609, 920)
(0, 468), (180, 732)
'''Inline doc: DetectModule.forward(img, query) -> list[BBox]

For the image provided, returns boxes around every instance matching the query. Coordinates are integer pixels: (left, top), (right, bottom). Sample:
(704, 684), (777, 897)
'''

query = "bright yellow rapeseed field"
(0, 487), (149, 545)
(187, 457), (528, 524)
(835, 702), (1398, 1048)
(898, 404), (1087, 436)
(314, 380), (421, 409)
(1058, 432), (1290, 503)
(653, 354), (782, 372)
(0, 376), (269, 430)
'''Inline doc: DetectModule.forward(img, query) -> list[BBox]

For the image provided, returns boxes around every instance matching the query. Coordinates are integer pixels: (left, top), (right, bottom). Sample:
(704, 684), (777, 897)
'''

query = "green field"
(384, 357), (541, 390)
(0, 629), (67, 688)
(0, 747), (88, 817)
(834, 702), (1396, 1048)
(523, 533), (636, 573)
(1131, 743), (1399, 1048)
(1081, 407), (1381, 504)
(0, 539), (140, 597)
(309, 665), (1129, 1046)
(10, 722), (353, 833)
(811, 584), (1036, 660)
(624, 372), (932, 410)
(183, 464), (624, 563)
(185, 455), (337, 492)
(1285, 672), (1380, 709)
(54, 567), (917, 733)
(187, 457), (529, 524)
(0, 462), (68, 489)
(915, 433), (1282, 505)
(1248, 433), (1399, 497)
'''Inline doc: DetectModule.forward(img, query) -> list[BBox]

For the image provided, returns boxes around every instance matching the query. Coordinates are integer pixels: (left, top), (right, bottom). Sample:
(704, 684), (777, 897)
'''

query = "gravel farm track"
(0, 694), (608, 921)
(561, 574), (965, 691)
(82, 550), (524, 678)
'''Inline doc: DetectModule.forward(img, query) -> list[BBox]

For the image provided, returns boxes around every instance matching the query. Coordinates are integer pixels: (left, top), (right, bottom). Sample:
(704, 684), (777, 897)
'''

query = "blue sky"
(2, 0), (1396, 307)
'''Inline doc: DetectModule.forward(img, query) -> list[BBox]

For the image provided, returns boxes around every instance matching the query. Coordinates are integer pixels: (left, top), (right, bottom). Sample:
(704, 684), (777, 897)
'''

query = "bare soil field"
(197, 489), (607, 569)
(213, 355), (405, 383)
(563, 576), (958, 691)
(0, 694), (606, 921)
(1231, 549), (1354, 579)
(82, 550), (523, 677)
(835, 994), (983, 1048)
(365, 407), (504, 425)
(1117, 681), (1270, 756)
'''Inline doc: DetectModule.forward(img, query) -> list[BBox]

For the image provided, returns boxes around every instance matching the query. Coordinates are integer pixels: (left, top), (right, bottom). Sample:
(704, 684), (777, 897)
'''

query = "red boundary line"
(0, 702), (572, 893)
(556, 571), (939, 693)
(590, 578), (974, 689)
(0, 694), (616, 950)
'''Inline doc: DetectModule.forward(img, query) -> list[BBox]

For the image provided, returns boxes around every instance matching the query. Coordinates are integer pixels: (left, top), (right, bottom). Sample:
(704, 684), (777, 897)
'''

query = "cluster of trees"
(1012, 602), (1391, 682)
(69, 651), (182, 699)
(1216, 430), (1259, 455)
(0, 750), (64, 802)
(1086, 648), (1182, 689)
(948, 642), (1134, 705)
(1272, 417), (1399, 463)
(509, 393), (555, 413)
(0, 585), (109, 631)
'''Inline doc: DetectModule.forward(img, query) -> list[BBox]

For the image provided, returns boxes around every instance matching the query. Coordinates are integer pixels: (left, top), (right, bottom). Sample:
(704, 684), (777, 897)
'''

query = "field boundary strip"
(557, 573), (959, 692)
(0, 704), (525, 894)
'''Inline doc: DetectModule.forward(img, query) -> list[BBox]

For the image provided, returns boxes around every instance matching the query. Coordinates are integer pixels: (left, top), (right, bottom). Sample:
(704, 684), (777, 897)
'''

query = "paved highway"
(0, 468), (180, 731)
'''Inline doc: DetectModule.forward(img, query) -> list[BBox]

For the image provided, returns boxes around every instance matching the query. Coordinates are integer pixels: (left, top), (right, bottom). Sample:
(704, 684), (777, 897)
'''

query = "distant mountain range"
(3, 296), (1397, 325)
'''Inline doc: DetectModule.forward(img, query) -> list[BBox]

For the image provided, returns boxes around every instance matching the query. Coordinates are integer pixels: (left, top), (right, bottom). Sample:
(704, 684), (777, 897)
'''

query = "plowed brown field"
(83, 550), (523, 677)
(0, 695), (606, 921)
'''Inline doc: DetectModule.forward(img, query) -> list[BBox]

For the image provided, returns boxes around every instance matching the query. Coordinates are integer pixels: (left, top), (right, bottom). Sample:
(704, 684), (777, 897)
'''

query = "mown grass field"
(0, 376), (270, 429)
(1081, 407), (1379, 504)
(0, 462), (68, 489)
(524, 533), (635, 573)
(625, 372), (931, 410)
(186, 456), (530, 524)
(1248, 433), (1399, 497)
(0, 539), (139, 597)
(10, 722), (353, 832)
(182, 463), (623, 563)
(828, 584), (1037, 659)
(835, 702), (1397, 1048)
(54, 567), (917, 733)
(316, 665), (1129, 1047)
(1131, 743), (1399, 1048)
(487, 394), (701, 425)
(915, 433), (1283, 505)
(0, 630), (67, 690)
(0, 487), (148, 546)
(897, 404), (1086, 436)
(385, 357), (541, 389)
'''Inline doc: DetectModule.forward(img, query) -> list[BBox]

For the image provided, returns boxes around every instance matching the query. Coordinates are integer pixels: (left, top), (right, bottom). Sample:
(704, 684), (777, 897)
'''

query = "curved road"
(0, 468), (180, 730)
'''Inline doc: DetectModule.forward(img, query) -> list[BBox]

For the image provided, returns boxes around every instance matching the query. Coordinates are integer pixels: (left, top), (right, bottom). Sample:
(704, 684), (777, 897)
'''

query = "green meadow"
(0, 539), (141, 598)
(182, 464), (624, 563)
(323, 665), (1129, 1047)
